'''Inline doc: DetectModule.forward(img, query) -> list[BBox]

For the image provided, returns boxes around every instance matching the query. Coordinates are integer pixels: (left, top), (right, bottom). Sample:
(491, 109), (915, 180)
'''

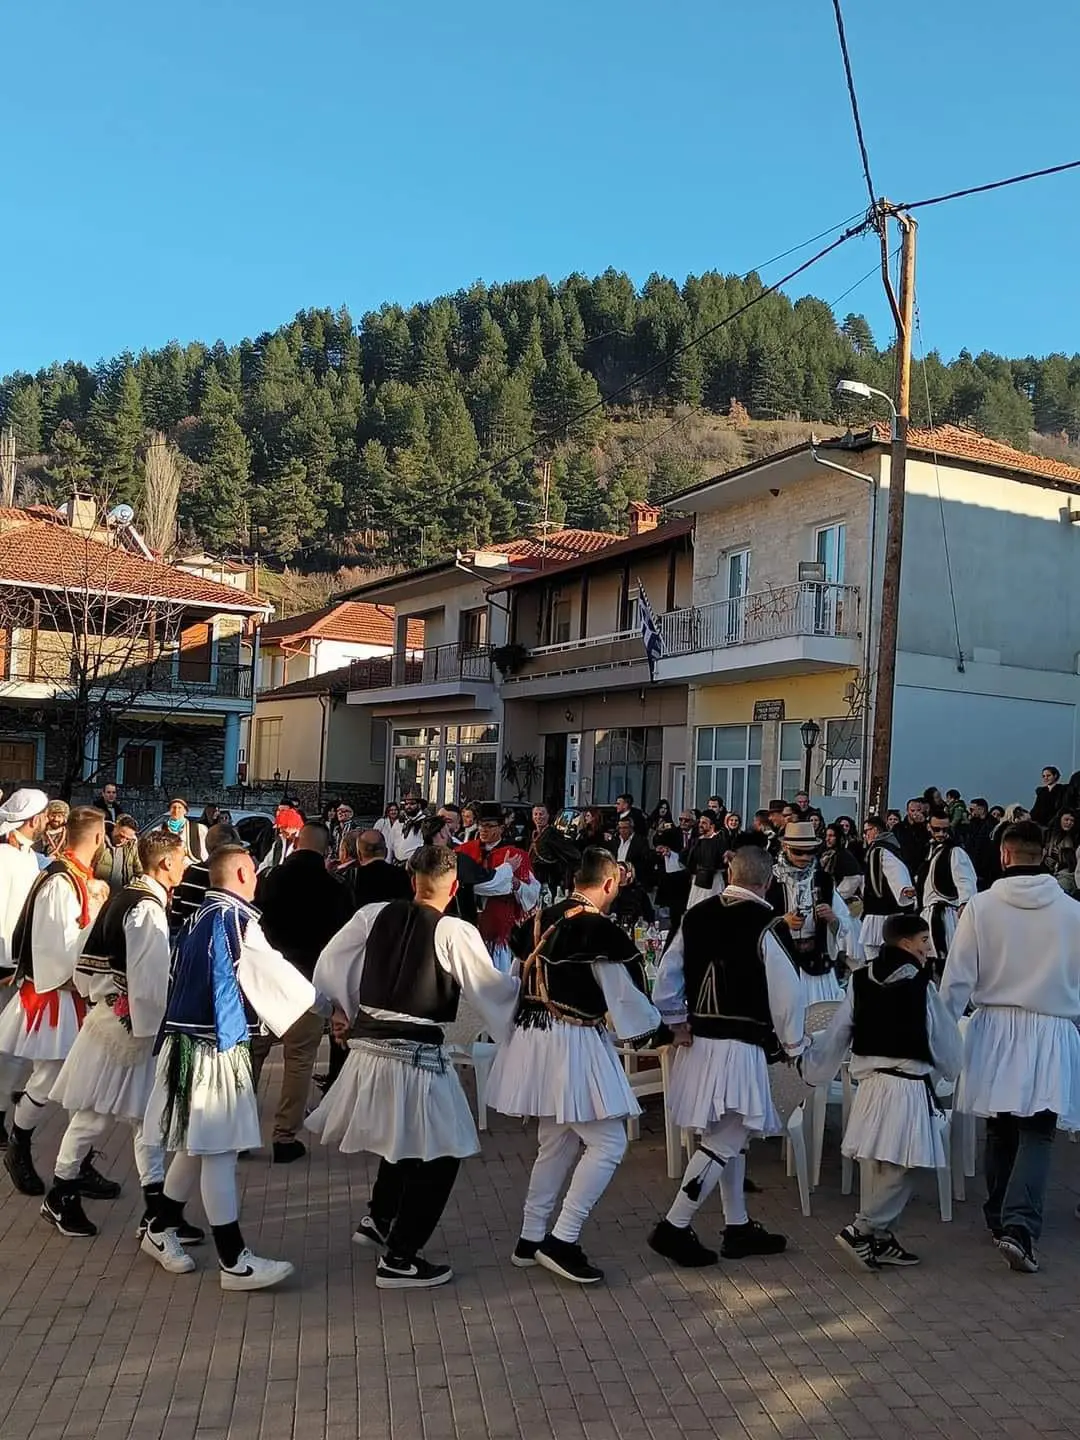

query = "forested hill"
(2, 268), (1079, 566)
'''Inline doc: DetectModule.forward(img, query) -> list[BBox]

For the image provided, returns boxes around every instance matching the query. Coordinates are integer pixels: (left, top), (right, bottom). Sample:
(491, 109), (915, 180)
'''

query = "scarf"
(60, 849), (94, 928)
(773, 856), (819, 944)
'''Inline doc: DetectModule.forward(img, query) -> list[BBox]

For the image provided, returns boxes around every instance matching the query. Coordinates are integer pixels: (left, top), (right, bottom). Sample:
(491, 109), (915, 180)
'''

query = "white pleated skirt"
(143, 1035), (262, 1156)
(956, 1006), (1080, 1130)
(487, 1023), (641, 1124)
(50, 1008), (156, 1123)
(802, 970), (845, 1005)
(666, 1036), (780, 1134)
(842, 1071), (947, 1169)
(305, 1044), (479, 1163)
(0, 985), (82, 1062)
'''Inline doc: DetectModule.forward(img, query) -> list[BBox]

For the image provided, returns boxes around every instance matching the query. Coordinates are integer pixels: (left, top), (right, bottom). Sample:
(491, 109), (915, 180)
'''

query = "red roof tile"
(489, 518), (693, 592)
(260, 600), (423, 649)
(0, 513), (265, 612)
(869, 422), (1080, 487)
(257, 663), (354, 700)
(497, 528), (621, 563)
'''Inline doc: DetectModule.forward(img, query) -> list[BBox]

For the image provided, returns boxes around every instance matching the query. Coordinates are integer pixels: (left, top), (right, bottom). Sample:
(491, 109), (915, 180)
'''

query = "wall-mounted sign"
(753, 699), (786, 722)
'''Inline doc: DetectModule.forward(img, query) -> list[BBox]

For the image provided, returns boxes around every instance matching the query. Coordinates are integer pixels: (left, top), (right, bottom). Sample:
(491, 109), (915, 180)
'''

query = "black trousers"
(370, 1155), (461, 1259)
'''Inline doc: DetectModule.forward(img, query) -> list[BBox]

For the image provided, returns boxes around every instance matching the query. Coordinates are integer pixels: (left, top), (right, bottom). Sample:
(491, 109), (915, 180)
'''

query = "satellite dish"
(106, 504), (135, 526)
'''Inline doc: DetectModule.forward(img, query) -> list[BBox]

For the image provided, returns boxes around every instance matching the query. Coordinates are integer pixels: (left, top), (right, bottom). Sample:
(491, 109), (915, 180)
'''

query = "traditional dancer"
(307, 845), (520, 1290)
(44, 829), (199, 1247)
(0, 788), (51, 1144)
(859, 813), (917, 962)
(648, 843), (804, 1267)
(457, 802), (541, 972)
(765, 820), (854, 1002)
(141, 843), (325, 1289)
(941, 820), (1080, 1273)
(489, 846), (659, 1285)
(685, 810), (726, 909)
(0, 807), (115, 1198)
(918, 807), (977, 975)
(803, 913), (962, 1270)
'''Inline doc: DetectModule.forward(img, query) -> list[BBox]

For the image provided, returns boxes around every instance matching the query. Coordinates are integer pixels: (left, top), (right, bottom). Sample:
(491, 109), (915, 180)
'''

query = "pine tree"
(45, 421), (93, 492)
(4, 384), (43, 455)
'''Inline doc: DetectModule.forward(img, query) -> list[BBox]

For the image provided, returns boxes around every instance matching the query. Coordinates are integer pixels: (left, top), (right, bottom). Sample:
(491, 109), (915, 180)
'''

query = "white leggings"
(665, 1113), (751, 1229)
(54, 1110), (164, 1186)
(521, 1117), (627, 1245)
(13, 1059), (65, 1131)
(163, 1151), (238, 1227)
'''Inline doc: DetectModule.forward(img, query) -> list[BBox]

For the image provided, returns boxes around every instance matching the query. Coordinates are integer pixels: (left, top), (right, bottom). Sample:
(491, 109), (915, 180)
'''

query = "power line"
(830, 0), (878, 212)
(895, 158), (1080, 212)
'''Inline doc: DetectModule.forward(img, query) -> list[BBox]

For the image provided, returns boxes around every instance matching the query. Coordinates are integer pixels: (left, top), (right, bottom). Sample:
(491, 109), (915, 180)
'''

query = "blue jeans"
(984, 1110), (1057, 1241)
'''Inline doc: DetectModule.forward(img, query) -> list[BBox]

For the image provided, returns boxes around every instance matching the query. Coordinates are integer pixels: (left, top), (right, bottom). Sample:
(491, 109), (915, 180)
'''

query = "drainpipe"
(317, 692), (330, 802)
(810, 442), (879, 817)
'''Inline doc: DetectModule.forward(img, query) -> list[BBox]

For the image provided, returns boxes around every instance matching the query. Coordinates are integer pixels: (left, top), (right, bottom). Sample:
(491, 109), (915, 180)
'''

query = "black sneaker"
(836, 1225), (880, 1271)
(511, 1237), (541, 1268)
(872, 1233), (920, 1266)
(352, 1215), (389, 1250)
(41, 1187), (98, 1238)
(0, 1113), (8, 1150)
(743, 1176), (761, 1194)
(76, 1151), (121, 1200)
(272, 1139), (307, 1164)
(647, 1220), (718, 1268)
(534, 1236), (604, 1285)
(136, 1213), (206, 1246)
(989, 1227), (1003, 1245)
(4, 1130), (44, 1196)
(375, 1254), (454, 1290)
(998, 1227), (1039, 1274)
(721, 1219), (787, 1259)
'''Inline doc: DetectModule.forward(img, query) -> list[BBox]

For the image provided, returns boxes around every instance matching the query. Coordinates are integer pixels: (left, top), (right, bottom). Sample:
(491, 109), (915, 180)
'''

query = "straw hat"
(781, 820), (821, 852)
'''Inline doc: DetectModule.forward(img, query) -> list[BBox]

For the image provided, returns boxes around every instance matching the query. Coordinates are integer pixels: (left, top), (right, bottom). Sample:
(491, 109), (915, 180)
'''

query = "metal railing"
(2, 654), (253, 700)
(658, 582), (860, 656)
(348, 643), (492, 691)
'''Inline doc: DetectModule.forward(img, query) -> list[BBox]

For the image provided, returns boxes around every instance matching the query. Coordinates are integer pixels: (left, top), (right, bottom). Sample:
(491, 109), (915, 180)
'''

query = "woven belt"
(353, 1037), (449, 1075)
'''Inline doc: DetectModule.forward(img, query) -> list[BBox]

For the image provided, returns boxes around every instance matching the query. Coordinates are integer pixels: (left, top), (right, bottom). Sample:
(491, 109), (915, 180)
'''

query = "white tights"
(521, 1117), (628, 1245)
(665, 1113), (751, 1229)
(54, 1110), (164, 1186)
(162, 1151), (238, 1227)
(13, 1059), (64, 1131)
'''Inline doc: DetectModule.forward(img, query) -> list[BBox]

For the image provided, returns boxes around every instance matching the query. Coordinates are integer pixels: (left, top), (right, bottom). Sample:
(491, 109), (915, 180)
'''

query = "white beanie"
(0, 788), (50, 837)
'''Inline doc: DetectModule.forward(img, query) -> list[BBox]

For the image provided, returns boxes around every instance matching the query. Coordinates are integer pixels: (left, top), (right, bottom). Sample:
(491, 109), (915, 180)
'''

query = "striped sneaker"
(836, 1225), (880, 1270)
(872, 1233), (920, 1266)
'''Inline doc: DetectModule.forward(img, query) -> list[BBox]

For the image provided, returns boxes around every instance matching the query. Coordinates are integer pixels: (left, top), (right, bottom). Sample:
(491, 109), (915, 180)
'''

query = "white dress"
(941, 875), (1080, 1130)
(654, 886), (809, 1135)
(50, 880), (171, 1123)
(803, 981), (963, 1170)
(142, 912), (318, 1155)
(487, 964), (660, 1124)
(306, 905), (520, 1162)
(0, 871), (88, 1062)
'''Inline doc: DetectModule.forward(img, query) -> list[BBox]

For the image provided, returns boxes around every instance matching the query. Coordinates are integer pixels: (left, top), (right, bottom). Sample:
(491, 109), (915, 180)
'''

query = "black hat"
(477, 802), (504, 823)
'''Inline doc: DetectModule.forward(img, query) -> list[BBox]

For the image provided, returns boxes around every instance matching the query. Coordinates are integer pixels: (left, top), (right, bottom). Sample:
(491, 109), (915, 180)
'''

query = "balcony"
(655, 581), (861, 684)
(0, 657), (255, 709)
(499, 629), (651, 698)
(347, 642), (495, 710)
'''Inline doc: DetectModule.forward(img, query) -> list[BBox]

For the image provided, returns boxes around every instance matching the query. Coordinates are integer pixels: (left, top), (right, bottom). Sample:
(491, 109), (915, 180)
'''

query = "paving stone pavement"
(3, 1054), (1080, 1440)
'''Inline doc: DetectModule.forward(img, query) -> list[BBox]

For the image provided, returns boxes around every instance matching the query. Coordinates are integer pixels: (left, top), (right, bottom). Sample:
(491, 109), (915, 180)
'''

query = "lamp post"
(800, 718), (820, 797)
(835, 378), (898, 439)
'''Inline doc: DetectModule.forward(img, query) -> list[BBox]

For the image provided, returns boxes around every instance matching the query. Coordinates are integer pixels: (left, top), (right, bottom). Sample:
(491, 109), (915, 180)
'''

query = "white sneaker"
(141, 1226), (196, 1275)
(219, 1247), (294, 1292)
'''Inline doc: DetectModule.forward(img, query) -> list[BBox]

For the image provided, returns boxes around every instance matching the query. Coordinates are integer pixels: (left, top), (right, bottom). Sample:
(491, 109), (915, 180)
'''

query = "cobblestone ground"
(3, 1052), (1080, 1440)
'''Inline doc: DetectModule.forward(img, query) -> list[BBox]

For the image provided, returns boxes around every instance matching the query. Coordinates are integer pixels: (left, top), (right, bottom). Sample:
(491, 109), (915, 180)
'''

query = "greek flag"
(637, 579), (666, 681)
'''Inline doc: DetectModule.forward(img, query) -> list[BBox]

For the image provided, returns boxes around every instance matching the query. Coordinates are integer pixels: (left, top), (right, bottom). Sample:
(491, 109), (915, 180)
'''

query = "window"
(814, 524), (846, 634)
(546, 590), (572, 646)
(824, 717), (862, 799)
(0, 738), (40, 781)
(459, 607), (489, 651)
(117, 739), (163, 788)
(694, 725), (762, 816)
(592, 727), (663, 813)
(726, 549), (751, 643)
(778, 721), (806, 802)
(253, 717), (282, 780)
(177, 621), (215, 683)
(390, 723), (501, 805)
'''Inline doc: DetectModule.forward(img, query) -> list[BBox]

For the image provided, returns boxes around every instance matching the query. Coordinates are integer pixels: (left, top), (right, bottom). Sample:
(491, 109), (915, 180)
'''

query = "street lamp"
(836, 378), (899, 440)
(799, 719), (820, 796)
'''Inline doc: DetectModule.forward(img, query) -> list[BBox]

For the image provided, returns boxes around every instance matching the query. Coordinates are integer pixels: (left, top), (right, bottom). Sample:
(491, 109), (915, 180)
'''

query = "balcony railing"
(349, 643), (492, 692)
(0, 654), (253, 700)
(658, 582), (860, 655)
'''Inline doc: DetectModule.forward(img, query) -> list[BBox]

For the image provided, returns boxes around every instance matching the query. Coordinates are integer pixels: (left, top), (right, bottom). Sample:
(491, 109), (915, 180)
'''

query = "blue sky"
(4, 0), (1078, 376)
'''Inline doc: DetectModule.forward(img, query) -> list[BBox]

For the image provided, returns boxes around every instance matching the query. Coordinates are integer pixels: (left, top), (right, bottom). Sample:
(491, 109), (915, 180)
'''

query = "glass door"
(726, 550), (751, 644)
(814, 524), (845, 633)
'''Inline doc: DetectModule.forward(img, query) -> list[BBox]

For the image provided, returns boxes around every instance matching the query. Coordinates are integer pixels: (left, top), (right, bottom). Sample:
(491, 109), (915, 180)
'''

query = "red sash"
(19, 981), (86, 1034)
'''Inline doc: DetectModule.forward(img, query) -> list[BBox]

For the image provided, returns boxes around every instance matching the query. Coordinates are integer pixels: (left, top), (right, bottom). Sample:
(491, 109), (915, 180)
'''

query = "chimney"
(627, 501), (662, 537)
(64, 492), (97, 534)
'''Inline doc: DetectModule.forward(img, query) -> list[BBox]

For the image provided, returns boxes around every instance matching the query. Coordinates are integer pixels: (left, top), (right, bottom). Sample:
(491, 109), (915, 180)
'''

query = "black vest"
(79, 882), (165, 991)
(680, 894), (791, 1056)
(863, 838), (910, 916)
(851, 947), (933, 1063)
(10, 861), (79, 986)
(352, 900), (460, 1043)
(921, 843), (959, 903)
(511, 898), (644, 1032)
(766, 866), (837, 977)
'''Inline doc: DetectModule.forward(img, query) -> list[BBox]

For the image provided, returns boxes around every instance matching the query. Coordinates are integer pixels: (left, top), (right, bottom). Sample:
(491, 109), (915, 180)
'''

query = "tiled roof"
(260, 600), (423, 649)
(867, 422), (1080, 487)
(257, 663), (353, 701)
(489, 518), (693, 593)
(0, 512), (266, 611)
(497, 529), (621, 563)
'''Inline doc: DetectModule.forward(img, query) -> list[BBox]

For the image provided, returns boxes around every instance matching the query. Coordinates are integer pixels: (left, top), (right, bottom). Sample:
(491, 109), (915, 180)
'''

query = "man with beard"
(529, 803), (580, 902)
(860, 814), (918, 963)
(456, 803), (541, 973)
(964, 798), (997, 891)
(765, 821), (853, 1003)
(395, 794), (427, 865)
(917, 807), (977, 977)
(896, 798), (931, 879)
(686, 810), (726, 909)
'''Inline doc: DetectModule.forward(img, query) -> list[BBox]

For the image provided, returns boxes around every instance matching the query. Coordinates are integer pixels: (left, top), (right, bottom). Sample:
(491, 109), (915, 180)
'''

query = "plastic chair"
(443, 1001), (496, 1132)
(615, 1043), (686, 1180)
(768, 1063), (814, 1217)
(803, 1000), (846, 1188)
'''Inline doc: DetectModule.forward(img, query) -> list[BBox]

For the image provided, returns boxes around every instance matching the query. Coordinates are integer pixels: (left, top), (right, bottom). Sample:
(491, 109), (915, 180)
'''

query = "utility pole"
(867, 205), (917, 813)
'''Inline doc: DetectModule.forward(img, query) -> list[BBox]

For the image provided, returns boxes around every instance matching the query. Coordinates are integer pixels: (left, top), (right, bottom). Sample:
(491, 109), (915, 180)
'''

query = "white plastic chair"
(443, 1000), (497, 1131)
(803, 1000), (847, 1188)
(768, 1062), (813, 1217)
(616, 1043), (686, 1180)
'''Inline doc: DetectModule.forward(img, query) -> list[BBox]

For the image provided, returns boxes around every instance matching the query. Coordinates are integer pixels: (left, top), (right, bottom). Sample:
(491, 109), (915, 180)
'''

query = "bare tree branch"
(0, 430), (16, 509)
(140, 432), (181, 557)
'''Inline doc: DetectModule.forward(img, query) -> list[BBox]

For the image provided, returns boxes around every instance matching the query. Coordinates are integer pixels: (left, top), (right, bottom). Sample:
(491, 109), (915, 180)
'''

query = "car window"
(236, 815), (273, 862)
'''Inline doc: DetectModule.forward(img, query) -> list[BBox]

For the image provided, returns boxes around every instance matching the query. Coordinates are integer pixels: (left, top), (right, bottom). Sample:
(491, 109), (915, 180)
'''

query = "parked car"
(553, 806), (619, 844)
(498, 803), (535, 847)
(139, 808), (276, 862)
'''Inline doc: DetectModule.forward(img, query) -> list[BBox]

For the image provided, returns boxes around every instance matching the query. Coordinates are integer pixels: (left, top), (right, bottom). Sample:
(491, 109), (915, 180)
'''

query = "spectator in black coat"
(341, 829), (414, 910)
(614, 792), (649, 836)
(168, 822), (240, 931)
(1032, 766), (1067, 829)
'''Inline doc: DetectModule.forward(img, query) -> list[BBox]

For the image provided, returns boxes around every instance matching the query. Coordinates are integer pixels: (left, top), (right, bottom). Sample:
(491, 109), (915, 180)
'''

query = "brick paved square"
(2, 1055), (1080, 1439)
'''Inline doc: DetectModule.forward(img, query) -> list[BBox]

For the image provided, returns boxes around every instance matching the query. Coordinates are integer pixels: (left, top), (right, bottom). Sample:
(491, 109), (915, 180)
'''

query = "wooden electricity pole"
(868, 205), (917, 814)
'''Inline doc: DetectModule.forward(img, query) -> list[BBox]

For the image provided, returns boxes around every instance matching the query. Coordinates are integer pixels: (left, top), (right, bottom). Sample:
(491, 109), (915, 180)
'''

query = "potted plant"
(490, 641), (530, 676)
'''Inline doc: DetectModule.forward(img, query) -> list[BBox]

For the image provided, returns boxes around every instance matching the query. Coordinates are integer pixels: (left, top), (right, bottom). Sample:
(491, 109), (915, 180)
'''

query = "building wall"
(392, 576), (509, 654)
(250, 694), (324, 781)
(511, 549), (694, 647)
